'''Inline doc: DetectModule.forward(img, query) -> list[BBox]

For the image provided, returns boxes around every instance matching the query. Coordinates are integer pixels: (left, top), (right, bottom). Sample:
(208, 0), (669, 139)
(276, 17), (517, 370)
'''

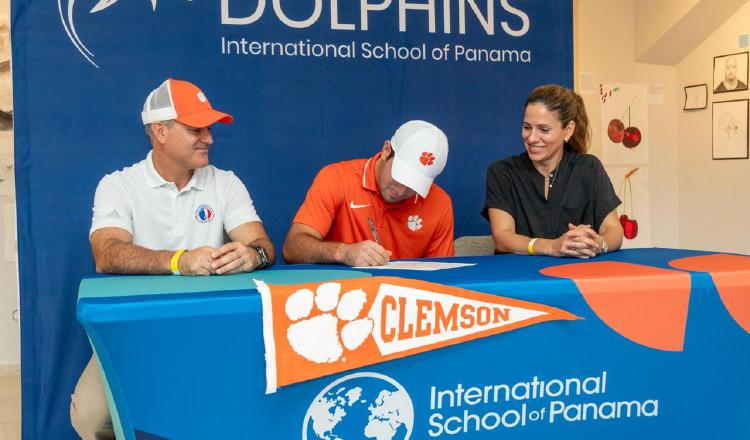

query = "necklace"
(546, 152), (563, 189)
(548, 167), (558, 189)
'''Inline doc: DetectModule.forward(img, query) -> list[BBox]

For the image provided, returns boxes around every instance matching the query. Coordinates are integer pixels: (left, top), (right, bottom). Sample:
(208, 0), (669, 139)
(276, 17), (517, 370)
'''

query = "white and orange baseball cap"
(141, 78), (233, 127)
(390, 120), (449, 198)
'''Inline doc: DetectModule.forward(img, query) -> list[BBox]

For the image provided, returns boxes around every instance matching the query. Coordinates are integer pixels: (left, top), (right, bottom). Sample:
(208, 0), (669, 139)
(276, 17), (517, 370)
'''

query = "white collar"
(143, 150), (205, 191)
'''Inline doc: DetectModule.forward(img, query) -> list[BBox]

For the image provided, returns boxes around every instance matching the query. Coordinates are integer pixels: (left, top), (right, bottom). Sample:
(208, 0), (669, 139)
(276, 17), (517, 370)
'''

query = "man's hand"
(551, 223), (601, 258)
(178, 246), (219, 275)
(210, 242), (261, 275)
(335, 241), (392, 267)
(89, 222), (274, 275)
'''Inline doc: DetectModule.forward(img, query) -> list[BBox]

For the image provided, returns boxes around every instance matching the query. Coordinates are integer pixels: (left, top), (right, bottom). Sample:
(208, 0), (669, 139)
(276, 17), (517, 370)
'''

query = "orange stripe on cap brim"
(176, 110), (233, 127)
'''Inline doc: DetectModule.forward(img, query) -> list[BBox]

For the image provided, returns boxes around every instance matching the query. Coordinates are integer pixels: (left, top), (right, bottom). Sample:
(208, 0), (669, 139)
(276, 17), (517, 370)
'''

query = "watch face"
(255, 246), (269, 267)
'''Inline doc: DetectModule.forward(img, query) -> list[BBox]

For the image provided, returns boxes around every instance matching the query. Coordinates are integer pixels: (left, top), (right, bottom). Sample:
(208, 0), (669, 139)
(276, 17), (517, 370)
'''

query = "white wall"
(580, 0), (750, 253)
(676, 2), (750, 253)
(0, 0), (19, 367)
(634, 0), (699, 61)
(577, 0), (680, 249)
(633, 0), (747, 65)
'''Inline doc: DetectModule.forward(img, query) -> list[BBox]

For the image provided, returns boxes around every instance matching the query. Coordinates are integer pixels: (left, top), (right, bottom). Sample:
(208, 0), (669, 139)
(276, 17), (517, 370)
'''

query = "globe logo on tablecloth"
(303, 372), (414, 440)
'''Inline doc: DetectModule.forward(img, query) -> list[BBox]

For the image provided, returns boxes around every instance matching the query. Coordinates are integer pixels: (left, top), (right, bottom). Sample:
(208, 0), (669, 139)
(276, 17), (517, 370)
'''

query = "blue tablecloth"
(77, 248), (750, 439)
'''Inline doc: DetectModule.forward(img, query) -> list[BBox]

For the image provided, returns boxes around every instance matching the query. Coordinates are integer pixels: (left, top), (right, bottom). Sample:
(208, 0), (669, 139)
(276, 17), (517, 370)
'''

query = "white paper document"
(354, 261), (476, 271)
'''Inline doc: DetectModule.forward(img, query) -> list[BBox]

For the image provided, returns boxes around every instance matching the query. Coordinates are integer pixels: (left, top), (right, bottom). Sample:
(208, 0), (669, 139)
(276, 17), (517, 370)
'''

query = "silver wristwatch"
(252, 246), (270, 269)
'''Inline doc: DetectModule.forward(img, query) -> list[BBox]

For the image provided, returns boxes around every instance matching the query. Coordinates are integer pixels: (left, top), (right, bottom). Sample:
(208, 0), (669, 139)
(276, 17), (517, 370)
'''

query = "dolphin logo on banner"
(254, 276), (580, 393)
(57, 0), (162, 68)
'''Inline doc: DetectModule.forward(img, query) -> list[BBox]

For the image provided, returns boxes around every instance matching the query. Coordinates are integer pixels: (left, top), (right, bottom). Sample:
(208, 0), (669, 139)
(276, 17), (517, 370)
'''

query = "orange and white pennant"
(255, 276), (579, 393)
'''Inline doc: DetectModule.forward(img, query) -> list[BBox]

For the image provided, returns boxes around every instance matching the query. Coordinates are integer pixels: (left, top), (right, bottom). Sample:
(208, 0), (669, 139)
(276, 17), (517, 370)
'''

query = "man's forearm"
(283, 233), (342, 264)
(94, 239), (173, 274)
(247, 237), (277, 265)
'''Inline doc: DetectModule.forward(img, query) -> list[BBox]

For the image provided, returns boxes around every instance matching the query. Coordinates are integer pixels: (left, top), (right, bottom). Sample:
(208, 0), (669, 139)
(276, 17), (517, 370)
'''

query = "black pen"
(367, 217), (381, 245)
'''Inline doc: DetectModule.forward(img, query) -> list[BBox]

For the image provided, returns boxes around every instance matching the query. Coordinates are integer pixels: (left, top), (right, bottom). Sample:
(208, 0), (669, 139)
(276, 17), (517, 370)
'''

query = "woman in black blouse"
(482, 84), (623, 258)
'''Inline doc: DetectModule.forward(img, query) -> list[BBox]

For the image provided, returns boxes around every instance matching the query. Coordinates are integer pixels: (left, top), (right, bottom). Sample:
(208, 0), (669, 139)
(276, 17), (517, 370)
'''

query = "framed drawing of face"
(712, 99), (748, 160)
(713, 52), (749, 94)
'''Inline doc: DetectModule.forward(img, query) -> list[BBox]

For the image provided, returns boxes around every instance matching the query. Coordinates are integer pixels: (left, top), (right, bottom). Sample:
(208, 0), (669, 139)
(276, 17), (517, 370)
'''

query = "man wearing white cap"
(283, 120), (454, 266)
(70, 79), (274, 439)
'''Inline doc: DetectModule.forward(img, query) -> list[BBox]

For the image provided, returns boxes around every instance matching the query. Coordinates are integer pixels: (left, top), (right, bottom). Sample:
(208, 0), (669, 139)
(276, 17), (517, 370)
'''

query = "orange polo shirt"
(293, 153), (455, 259)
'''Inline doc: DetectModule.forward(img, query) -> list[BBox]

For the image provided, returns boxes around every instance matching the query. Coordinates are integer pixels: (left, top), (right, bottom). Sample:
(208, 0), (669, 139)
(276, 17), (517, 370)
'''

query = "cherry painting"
(618, 168), (639, 240)
(600, 83), (649, 165)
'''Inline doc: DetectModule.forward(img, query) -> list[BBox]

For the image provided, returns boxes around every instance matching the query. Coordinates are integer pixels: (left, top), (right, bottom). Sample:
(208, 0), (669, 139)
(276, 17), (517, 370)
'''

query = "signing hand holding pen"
(335, 241), (391, 266)
(330, 217), (391, 266)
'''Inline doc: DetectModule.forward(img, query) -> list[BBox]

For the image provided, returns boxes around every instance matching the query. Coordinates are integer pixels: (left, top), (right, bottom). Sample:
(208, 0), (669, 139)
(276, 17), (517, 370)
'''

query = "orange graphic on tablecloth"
(254, 276), (579, 393)
(669, 253), (750, 334)
(541, 262), (690, 351)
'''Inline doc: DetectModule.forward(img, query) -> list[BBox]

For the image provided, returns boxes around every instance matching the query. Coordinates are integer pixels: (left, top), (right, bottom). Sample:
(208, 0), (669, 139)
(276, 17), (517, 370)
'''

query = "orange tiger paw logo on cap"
(419, 152), (435, 166)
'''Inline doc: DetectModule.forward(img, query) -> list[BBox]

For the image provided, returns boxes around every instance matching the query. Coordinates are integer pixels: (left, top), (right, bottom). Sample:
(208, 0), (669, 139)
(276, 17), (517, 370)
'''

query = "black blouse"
(482, 148), (621, 239)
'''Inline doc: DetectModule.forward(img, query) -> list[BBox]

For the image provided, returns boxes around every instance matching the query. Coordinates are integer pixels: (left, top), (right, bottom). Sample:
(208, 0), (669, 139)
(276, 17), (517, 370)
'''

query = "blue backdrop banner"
(11, 1), (572, 438)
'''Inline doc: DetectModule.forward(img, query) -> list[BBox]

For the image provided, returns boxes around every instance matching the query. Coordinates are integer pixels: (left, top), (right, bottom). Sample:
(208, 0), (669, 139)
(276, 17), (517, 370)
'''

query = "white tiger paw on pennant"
(285, 282), (374, 363)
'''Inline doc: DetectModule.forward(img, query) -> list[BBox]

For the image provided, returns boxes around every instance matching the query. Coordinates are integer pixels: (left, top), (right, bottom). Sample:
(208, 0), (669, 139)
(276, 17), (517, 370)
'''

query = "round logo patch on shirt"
(195, 204), (215, 223)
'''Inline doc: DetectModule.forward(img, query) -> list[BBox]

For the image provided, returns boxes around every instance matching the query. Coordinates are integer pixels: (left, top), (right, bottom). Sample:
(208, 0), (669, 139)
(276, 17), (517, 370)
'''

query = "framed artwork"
(713, 52), (748, 94)
(712, 99), (748, 160)
(683, 84), (707, 110)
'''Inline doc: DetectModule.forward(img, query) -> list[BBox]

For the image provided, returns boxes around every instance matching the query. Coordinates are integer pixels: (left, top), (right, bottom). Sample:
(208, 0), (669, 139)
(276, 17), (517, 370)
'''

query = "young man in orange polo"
(283, 120), (454, 266)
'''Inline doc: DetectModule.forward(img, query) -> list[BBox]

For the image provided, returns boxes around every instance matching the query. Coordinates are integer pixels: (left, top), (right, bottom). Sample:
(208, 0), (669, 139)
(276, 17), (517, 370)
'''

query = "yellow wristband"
(527, 238), (538, 256)
(170, 249), (186, 275)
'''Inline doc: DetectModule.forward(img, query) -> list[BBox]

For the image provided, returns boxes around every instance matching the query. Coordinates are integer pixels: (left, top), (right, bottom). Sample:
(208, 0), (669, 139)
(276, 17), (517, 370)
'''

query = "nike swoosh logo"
(349, 201), (371, 209)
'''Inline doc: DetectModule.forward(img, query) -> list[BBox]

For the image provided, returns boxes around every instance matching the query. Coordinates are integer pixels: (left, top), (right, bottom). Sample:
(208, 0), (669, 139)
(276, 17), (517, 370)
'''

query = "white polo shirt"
(90, 151), (261, 250)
